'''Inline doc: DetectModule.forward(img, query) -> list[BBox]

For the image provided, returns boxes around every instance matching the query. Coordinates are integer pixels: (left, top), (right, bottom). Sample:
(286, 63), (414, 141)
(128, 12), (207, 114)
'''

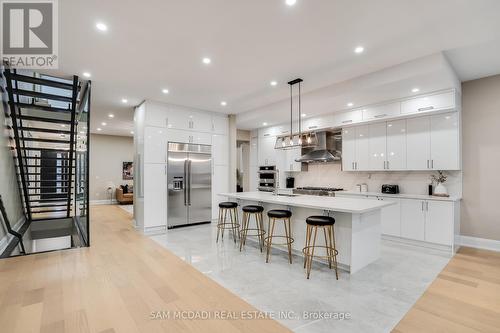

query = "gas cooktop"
(293, 187), (344, 196)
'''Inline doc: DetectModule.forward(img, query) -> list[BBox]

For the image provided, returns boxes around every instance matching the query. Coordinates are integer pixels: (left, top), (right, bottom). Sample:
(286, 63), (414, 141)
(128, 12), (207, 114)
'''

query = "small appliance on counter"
(381, 184), (400, 194)
(286, 177), (295, 189)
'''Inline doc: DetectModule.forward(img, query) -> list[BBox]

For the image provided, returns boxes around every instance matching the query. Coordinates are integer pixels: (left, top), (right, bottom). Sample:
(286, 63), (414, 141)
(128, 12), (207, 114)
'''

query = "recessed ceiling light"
(101, 122), (107, 126)
(162, 88), (169, 94)
(96, 22), (108, 31)
(286, 0), (297, 6)
(412, 88), (420, 93)
(202, 57), (211, 64)
(97, 128), (102, 131)
(82, 72), (91, 78)
(130, 131), (134, 134)
(220, 101), (227, 106)
(121, 98), (128, 103)
(347, 102), (354, 107)
(262, 122), (268, 126)
(354, 46), (364, 54)
(108, 114), (114, 118)
(270, 81), (278, 86)
(301, 114), (307, 117)
(61, 124), (66, 128)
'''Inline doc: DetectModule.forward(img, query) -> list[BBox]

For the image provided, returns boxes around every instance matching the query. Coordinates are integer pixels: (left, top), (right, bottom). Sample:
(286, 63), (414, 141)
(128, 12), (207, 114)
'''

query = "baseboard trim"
(90, 199), (118, 205)
(459, 235), (500, 252)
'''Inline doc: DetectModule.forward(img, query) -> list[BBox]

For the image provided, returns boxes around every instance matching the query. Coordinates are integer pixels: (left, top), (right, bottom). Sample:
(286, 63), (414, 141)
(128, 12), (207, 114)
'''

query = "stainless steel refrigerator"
(167, 142), (212, 228)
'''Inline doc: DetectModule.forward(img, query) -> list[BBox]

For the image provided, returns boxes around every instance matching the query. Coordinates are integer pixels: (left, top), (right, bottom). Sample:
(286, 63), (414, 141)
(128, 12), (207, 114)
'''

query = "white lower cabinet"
(212, 165), (229, 219)
(144, 126), (167, 164)
(144, 163), (167, 229)
(378, 197), (401, 237)
(401, 199), (425, 241)
(425, 200), (454, 245)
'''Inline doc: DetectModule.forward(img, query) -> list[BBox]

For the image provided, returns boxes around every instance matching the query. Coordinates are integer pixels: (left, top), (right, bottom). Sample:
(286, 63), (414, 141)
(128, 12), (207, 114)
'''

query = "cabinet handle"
(308, 125), (318, 129)
(386, 161), (389, 169)
(427, 160), (430, 169)
(431, 160), (434, 169)
(374, 114), (387, 118)
(426, 202), (429, 211)
(421, 201), (424, 211)
(264, 134), (270, 137)
(342, 120), (353, 124)
(355, 162), (358, 170)
(418, 106), (434, 112)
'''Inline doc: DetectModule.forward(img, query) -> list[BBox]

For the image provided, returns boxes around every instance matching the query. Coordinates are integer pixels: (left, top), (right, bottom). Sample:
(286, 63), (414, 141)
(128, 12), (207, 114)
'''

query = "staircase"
(1, 62), (90, 255)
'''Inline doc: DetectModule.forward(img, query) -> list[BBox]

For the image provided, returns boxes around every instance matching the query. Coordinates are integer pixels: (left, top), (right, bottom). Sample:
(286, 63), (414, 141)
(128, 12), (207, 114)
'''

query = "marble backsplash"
(293, 163), (462, 197)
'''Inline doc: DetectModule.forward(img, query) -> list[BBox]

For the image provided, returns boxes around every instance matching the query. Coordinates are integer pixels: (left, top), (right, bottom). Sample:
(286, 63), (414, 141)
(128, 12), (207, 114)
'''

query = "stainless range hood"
(295, 130), (342, 163)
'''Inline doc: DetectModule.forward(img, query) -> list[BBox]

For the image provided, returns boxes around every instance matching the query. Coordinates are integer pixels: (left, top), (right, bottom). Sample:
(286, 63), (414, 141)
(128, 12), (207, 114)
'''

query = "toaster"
(381, 184), (399, 194)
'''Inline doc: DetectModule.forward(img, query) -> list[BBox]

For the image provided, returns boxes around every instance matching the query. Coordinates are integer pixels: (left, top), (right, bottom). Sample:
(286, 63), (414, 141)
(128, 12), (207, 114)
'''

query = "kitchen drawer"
(333, 110), (363, 127)
(362, 102), (400, 121)
(401, 91), (455, 114)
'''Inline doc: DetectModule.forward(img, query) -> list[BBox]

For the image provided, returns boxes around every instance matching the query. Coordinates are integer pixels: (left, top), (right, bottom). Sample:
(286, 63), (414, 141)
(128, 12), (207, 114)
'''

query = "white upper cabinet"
(333, 109), (363, 127)
(144, 126), (167, 164)
(212, 116), (229, 135)
(386, 120), (407, 170)
(342, 127), (356, 171)
(355, 125), (370, 171)
(368, 123), (387, 170)
(401, 91), (455, 114)
(302, 114), (333, 131)
(144, 102), (168, 127)
(284, 147), (302, 172)
(258, 135), (277, 166)
(406, 116), (431, 170)
(362, 102), (400, 121)
(166, 107), (212, 132)
(430, 112), (459, 170)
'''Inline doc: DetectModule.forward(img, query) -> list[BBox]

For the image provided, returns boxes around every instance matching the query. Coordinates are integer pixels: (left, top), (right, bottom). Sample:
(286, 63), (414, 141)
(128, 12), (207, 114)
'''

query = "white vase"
(434, 183), (448, 195)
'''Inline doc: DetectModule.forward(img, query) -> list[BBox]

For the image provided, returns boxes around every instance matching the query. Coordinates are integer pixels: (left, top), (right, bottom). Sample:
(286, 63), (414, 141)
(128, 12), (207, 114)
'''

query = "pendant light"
(275, 78), (318, 149)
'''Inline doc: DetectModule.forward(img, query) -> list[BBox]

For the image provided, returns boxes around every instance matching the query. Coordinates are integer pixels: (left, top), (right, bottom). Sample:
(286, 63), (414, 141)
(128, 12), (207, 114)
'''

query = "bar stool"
(240, 205), (266, 252)
(265, 209), (294, 264)
(302, 215), (339, 280)
(216, 202), (240, 243)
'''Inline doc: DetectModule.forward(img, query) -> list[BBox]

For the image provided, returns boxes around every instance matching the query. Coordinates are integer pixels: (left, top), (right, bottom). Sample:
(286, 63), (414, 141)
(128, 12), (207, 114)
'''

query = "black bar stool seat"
(306, 216), (335, 226)
(267, 209), (292, 218)
(265, 210), (294, 264)
(240, 205), (266, 252)
(219, 202), (238, 209)
(242, 205), (264, 213)
(216, 202), (240, 243)
(303, 215), (339, 280)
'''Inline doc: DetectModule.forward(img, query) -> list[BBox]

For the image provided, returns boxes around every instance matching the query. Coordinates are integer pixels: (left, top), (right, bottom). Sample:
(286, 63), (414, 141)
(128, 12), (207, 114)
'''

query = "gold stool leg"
(304, 224), (310, 269)
(258, 212), (265, 251)
(283, 218), (292, 264)
(323, 226), (332, 269)
(255, 212), (263, 252)
(216, 208), (222, 243)
(229, 208), (237, 243)
(239, 212), (246, 251)
(330, 225), (339, 280)
(306, 226), (318, 279)
(235, 208), (241, 240)
(266, 217), (276, 263)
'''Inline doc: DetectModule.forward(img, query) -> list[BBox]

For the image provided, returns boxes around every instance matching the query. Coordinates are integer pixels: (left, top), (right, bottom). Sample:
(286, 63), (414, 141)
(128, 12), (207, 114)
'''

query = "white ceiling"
(42, 0), (500, 136)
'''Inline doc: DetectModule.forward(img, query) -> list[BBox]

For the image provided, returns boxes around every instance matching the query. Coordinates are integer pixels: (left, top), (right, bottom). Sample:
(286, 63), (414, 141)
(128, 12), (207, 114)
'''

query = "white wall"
(461, 74), (500, 241)
(89, 134), (134, 202)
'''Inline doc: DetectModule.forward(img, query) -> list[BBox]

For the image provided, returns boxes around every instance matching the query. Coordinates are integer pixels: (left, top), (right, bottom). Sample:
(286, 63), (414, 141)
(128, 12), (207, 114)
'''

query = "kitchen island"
(220, 191), (395, 274)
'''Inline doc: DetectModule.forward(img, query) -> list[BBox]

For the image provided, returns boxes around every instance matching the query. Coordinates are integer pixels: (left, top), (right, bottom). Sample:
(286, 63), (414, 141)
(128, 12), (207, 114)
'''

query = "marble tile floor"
(150, 223), (451, 333)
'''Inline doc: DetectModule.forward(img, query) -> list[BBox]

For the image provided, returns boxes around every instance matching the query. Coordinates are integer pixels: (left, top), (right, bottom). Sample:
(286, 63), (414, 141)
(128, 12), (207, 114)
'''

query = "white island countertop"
(219, 191), (395, 214)
(337, 190), (462, 202)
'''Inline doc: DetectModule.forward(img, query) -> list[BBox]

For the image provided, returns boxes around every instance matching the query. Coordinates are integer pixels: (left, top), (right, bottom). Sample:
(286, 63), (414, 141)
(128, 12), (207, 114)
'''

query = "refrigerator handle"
(183, 159), (187, 206)
(188, 159), (192, 205)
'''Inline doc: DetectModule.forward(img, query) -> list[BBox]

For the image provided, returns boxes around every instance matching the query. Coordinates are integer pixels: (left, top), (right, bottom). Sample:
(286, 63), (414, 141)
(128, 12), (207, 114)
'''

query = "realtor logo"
(1, 0), (58, 68)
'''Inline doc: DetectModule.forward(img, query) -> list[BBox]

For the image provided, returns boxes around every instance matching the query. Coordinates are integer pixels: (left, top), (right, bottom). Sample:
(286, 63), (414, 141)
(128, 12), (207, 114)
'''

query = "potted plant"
(430, 171), (448, 196)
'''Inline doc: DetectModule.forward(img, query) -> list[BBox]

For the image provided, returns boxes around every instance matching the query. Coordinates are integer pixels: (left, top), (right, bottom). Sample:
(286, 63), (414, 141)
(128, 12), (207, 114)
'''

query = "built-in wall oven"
(258, 165), (277, 192)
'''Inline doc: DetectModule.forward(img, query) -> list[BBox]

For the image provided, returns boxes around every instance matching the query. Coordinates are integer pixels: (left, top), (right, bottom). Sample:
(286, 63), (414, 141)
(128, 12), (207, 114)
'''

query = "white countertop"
(219, 191), (394, 214)
(337, 190), (461, 202)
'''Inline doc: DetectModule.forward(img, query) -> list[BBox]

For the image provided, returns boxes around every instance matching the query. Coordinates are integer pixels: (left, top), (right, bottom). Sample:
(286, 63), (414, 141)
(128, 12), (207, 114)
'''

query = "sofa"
(116, 185), (133, 204)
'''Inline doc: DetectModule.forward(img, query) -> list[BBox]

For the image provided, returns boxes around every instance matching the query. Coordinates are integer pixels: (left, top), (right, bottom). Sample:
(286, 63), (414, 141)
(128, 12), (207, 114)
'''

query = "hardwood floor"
(393, 246), (500, 333)
(0, 206), (290, 333)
